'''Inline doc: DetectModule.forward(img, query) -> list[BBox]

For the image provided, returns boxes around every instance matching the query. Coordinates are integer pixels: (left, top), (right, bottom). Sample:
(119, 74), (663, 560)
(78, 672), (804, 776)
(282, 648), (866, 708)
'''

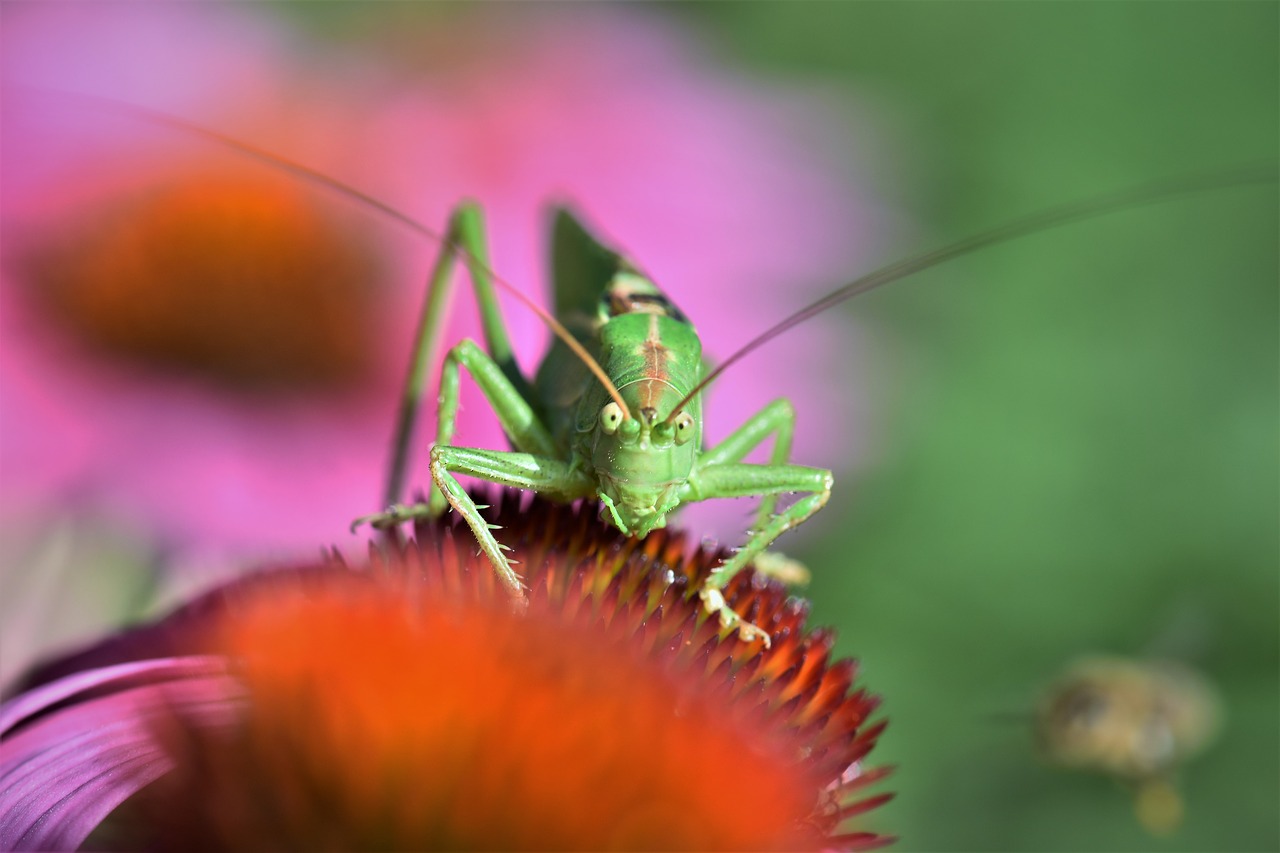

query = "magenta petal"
(0, 657), (239, 852)
(1, 657), (224, 736)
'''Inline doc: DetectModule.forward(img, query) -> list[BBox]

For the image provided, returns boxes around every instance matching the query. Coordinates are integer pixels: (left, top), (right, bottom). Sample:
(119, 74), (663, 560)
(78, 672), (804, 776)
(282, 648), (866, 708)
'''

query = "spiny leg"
(683, 461), (833, 646)
(356, 338), (558, 528)
(381, 202), (533, 510)
(701, 398), (793, 520)
(699, 398), (811, 585)
(430, 445), (594, 599)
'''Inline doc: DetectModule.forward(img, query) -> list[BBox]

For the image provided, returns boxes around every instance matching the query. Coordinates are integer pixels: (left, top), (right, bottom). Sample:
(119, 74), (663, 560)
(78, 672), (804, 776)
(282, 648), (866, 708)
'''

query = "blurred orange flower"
(2, 492), (891, 850)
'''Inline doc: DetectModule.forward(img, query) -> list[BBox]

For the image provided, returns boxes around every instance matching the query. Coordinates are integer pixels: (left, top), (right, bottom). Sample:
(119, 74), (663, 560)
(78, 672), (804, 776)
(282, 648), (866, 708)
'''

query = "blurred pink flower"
(0, 3), (878, 565)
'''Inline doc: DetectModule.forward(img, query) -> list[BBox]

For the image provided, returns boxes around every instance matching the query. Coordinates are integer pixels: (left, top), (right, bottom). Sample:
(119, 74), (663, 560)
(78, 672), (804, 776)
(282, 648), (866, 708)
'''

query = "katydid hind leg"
(380, 202), (534, 511)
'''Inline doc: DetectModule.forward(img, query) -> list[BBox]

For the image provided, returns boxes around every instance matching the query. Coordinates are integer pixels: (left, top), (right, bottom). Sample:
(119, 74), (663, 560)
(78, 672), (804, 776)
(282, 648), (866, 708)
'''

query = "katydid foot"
(699, 587), (771, 648)
(349, 501), (436, 532)
(752, 550), (812, 586)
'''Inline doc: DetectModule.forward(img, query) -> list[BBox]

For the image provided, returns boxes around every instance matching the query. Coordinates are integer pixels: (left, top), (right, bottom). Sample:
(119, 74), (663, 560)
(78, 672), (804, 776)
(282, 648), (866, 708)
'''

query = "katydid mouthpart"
(45, 93), (1278, 647)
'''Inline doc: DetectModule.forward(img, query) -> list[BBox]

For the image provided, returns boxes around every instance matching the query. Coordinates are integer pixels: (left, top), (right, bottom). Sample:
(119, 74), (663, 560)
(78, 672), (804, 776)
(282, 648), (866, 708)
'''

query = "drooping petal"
(0, 656), (238, 852)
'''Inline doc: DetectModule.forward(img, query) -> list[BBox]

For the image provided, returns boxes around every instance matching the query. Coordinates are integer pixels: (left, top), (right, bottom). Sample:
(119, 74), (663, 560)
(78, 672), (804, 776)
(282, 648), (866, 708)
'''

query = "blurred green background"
(670, 4), (1277, 851)
(300, 2), (1277, 850)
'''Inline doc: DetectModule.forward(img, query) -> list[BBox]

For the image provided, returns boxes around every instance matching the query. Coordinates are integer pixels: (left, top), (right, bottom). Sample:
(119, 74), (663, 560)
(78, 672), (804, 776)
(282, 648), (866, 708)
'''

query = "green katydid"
(356, 202), (832, 645)
(351, 169), (1277, 647)
(46, 93), (1277, 647)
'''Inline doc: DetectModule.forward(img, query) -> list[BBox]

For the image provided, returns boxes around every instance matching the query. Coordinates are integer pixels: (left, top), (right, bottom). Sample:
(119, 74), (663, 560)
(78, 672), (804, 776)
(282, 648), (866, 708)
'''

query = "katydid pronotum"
(56, 95), (1277, 647)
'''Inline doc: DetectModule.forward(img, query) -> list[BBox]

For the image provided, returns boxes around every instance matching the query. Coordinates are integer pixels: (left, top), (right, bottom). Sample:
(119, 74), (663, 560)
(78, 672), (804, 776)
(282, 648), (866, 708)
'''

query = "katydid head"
(592, 382), (699, 537)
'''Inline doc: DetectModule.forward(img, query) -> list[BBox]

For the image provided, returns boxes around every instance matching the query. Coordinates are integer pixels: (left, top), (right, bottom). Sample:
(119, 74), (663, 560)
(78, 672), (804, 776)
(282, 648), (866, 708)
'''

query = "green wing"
(550, 207), (626, 339)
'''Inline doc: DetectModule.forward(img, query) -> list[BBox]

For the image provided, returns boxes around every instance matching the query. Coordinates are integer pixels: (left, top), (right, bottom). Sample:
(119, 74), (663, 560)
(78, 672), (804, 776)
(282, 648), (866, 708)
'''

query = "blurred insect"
(53, 94), (1278, 646)
(1034, 655), (1222, 835)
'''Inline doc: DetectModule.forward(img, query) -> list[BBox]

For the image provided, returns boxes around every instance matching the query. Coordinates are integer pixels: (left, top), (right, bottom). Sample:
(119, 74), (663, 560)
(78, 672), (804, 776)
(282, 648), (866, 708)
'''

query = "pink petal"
(0, 656), (239, 851)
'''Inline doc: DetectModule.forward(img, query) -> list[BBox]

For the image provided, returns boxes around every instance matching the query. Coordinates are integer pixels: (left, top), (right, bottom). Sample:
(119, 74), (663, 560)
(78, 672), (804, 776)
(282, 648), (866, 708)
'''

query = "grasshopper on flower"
(358, 204), (831, 645)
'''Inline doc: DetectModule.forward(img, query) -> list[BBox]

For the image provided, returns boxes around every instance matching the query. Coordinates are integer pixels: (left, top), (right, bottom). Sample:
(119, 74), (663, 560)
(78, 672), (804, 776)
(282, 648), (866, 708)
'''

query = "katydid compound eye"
(672, 411), (694, 444)
(601, 402), (626, 435)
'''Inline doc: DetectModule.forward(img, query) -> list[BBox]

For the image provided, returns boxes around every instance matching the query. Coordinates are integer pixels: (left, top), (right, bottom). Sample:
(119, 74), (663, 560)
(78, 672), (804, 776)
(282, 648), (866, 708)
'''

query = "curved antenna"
(666, 165), (1277, 423)
(28, 88), (630, 415)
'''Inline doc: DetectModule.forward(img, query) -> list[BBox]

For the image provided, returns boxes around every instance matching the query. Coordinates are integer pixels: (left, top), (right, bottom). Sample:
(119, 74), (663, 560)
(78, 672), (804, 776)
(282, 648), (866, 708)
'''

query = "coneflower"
(1, 490), (891, 851)
(20, 170), (384, 391)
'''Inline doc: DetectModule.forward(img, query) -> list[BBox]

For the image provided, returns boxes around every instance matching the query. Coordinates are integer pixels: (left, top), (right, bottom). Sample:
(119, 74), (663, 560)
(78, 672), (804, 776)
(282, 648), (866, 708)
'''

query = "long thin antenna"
(665, 165), (1277, 422)
(29, 89), (629, 417)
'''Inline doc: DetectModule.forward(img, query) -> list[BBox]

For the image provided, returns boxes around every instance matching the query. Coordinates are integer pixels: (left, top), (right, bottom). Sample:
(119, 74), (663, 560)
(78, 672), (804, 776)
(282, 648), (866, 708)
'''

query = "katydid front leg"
(359, 337), (592, 600)
(699, 398), (812, 585)
(683, 459), (833, 647)
(357, 337), (559, 525)
(430, 446), (594, 599)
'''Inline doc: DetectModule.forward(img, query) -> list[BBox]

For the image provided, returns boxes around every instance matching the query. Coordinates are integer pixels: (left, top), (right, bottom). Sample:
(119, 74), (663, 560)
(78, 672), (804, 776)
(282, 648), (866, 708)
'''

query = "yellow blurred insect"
(1034, 655), (1222, 835)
